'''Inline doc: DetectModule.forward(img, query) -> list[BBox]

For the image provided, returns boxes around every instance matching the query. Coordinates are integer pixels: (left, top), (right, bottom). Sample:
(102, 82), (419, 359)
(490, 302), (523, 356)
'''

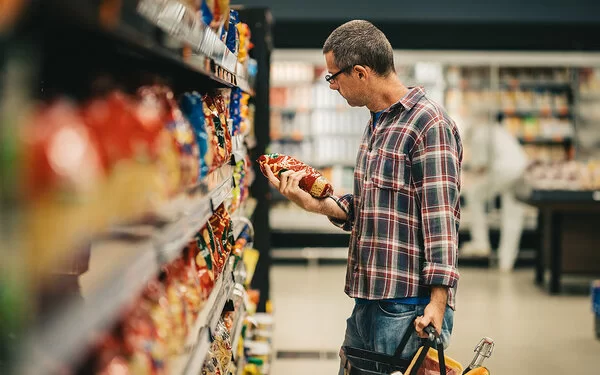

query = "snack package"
(211, 319), (233, 371)
(257, 153), (334, 198)
(201, 350), (223, 375)
(173, 254), (203, 328)
(195, 223), (217, 286)
(230, 88), (242, 136)
(200, 0), (214, 26)
(22, 100), (108, 279)
(208, 204), (234, 277)
(225, 10), (239, 54)
(233, 224), (251, 259)
(222, 311), (235, 332)
(141, 85), (200, 188)
(206, 93), (232, 155)
(236, 22), (254, 64)
(162, 267), (188, 354)
(186, 240), (215, 302)
(136, 87), (182, 197)
(202, 96), (228, 170)
(180, 92), (213, 179)
(122, 280), (171, 374)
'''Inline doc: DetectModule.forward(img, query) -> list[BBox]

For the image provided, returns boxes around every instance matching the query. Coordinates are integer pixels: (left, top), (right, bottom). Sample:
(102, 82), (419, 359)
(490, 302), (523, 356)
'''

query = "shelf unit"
(5, 2), (271, 375)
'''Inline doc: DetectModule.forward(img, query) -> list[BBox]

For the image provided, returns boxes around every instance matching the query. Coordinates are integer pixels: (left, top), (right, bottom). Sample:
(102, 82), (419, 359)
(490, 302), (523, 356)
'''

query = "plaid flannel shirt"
(330, 87), (462, 309)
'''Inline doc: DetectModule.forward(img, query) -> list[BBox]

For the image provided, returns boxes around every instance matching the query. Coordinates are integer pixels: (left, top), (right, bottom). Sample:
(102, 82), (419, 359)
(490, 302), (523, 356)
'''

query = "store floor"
(270, 264), (600, 375)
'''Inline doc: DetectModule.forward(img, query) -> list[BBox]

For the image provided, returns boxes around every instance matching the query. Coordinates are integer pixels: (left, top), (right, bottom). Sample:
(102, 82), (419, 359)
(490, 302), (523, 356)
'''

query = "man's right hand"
(264, 167), (319, 212)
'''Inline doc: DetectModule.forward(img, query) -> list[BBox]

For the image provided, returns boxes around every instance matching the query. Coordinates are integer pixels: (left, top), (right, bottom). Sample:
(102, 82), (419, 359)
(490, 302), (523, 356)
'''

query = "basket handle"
(408, 325), (447, 375)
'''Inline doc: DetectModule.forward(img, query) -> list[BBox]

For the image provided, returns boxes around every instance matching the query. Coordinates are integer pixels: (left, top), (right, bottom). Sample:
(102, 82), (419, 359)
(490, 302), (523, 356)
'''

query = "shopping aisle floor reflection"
(270, 264), (600, 375)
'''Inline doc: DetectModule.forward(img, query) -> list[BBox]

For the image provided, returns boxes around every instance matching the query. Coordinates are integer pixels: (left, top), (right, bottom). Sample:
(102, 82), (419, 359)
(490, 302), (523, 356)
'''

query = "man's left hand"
(415, 286), (448, 338)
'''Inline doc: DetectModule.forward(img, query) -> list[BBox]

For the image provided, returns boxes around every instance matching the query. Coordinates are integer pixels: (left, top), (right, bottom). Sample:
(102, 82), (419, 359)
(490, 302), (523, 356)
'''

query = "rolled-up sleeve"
(412, 120), (461, 288)
(328, 194), (355, 232)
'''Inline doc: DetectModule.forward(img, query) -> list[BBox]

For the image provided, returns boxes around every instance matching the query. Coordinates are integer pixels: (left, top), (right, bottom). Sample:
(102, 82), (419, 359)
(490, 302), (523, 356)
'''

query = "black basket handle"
(408, 325), (447, 375)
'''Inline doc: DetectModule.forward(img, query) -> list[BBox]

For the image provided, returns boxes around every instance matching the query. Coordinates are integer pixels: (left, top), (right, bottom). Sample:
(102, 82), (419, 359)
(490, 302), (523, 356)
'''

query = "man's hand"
(415, 287), (448, 338)
(264, 167), (318, 211)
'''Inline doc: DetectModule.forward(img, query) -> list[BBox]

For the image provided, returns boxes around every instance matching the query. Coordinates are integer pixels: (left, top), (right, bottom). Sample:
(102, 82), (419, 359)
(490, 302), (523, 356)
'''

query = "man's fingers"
(264, 167), (280, 188)
(414, 315), (430, 339)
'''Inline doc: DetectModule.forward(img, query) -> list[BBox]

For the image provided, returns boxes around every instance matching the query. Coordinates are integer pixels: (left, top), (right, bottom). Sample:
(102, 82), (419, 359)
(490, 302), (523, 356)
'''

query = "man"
(263, 20), (462, 366)
(461, 114), (528, 271)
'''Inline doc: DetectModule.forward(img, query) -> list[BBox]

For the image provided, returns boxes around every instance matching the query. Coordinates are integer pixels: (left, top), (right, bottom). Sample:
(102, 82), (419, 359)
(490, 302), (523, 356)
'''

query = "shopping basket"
(340, 324), (454, 375)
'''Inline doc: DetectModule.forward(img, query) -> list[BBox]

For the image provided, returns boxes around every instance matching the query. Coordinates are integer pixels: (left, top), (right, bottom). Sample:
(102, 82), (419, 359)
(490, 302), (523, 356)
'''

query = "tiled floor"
(270, 264), (600, 375)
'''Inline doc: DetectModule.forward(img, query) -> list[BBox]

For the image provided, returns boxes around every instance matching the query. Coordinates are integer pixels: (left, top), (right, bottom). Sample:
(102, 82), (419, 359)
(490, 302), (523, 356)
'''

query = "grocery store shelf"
(19, 165), (235, 374)
(501, 110), (571, 118)
(517, 137), (573, 146)
(232, 134), (247, 163)
(500, 81), (572, 90)
(40, 0), (251, 94)
(171, 258), (235, 375)
(521, 189), (600, 203)
(19, 241), (160, 375)
(182, 327), (212, 375)
(230, 303), (247, 361)
(159, 175), (234, 263)
(237, 76), (255, 96)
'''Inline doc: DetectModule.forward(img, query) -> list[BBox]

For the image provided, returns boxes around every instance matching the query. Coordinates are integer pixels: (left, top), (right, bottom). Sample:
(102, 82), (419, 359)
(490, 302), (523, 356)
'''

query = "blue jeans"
(339, 302), (454, 375)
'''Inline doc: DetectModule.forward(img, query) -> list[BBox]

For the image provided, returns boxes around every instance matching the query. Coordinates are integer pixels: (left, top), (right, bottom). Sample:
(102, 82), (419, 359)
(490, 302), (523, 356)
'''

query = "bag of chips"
(257, 153), (333, 198)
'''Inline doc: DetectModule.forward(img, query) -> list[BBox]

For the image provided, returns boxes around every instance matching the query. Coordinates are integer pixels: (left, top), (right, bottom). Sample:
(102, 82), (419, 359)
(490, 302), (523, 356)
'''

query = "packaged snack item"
(202, 96), (227, 170)
(257, 153), (334, 198)
(225, 10), (240, 54)
(222, 311), (235, 332)
(211, 319), (233, 371)
(201, 350), (223, 375)
(176, 253), (204, 325)
(236, 23), (254, 64)
(206, 93), (232, 155)
(209, 204), (234, 277)
(141, 85), (200, 188)
(230, 88), (242, 136)
(122, 280), (171, 374)
(195, 224), (217, 290)
(200, 0), (214, 26)
(136, 87), (182, 197)
(180, 92), (213, 179)
(162, 267), (188, 354)
(22, 100), (107, 279)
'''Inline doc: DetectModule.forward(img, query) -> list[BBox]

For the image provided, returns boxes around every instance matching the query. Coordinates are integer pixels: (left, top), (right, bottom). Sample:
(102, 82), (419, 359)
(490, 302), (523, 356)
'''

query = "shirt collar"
(392, 86), (426, 112)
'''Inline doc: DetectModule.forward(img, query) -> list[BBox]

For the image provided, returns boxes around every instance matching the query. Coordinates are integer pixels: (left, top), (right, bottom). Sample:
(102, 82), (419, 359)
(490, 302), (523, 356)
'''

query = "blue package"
(229, 87), (242, 135)
(226, 10), (240, 53)
(200, 0), (213, 26)
(180, 92), (210, 178)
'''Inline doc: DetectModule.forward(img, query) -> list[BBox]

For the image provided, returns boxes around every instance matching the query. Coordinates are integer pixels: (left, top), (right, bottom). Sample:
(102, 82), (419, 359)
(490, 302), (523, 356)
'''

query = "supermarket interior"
(1, 1), (600, 375)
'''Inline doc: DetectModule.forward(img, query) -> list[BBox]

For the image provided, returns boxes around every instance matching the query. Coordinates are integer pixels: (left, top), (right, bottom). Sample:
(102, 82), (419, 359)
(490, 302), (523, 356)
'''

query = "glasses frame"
(325, 65), (353, 83)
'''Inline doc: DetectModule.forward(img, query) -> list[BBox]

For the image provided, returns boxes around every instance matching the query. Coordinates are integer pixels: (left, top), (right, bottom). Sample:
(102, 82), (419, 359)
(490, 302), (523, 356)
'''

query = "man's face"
(324, 52), (368, 107)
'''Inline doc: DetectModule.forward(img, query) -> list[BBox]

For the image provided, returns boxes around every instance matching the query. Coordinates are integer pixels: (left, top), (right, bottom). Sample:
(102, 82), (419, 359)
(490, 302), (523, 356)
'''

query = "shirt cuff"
(421, 262), (460, 288)
(327, 194), (354, 232)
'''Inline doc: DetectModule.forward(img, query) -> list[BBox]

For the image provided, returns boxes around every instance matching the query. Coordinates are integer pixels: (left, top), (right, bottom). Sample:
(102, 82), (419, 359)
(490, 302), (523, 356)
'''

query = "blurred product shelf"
(2, 2), (272, 375)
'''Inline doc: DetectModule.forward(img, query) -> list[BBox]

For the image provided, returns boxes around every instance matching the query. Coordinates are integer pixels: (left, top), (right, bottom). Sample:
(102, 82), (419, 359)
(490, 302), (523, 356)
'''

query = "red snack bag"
(203, 94), (230, 168)
(208, 204), (234, 277)
(257, 153), (334, 198)
(191, 228), (216, 298)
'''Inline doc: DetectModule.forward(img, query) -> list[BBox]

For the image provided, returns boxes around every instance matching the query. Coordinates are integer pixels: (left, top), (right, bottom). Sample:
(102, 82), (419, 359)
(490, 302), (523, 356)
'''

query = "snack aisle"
(1, 1), (273, 375)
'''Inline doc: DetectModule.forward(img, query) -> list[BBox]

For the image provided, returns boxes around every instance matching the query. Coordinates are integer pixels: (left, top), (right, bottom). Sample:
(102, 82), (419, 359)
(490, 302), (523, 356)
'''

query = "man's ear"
(354, 65), (369, 80)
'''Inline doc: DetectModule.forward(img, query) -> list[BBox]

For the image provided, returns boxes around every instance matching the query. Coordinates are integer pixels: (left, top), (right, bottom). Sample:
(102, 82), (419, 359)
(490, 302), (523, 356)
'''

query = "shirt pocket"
(372, 148), (410, 191)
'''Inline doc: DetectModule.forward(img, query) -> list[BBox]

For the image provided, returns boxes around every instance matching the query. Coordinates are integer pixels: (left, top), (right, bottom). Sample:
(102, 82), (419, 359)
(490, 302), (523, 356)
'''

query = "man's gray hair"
(323, 20), (395, 77)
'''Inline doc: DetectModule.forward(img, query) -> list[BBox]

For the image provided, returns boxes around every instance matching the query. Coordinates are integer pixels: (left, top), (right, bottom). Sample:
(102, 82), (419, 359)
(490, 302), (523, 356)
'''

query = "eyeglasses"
(325, 66), (353, 83)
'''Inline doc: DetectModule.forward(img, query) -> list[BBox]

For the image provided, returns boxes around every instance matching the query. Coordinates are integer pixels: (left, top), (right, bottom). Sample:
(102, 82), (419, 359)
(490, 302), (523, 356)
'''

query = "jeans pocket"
(377, 301), (417, 317)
